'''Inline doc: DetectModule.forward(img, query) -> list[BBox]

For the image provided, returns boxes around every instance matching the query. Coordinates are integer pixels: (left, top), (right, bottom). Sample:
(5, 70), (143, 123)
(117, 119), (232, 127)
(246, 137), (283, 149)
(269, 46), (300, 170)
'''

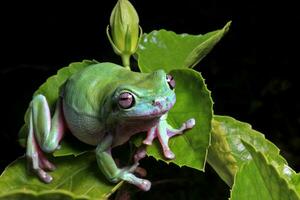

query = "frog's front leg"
(26, 95), (65, 183)
(143, 114), (195, 159)
(96, 134), (151, 191)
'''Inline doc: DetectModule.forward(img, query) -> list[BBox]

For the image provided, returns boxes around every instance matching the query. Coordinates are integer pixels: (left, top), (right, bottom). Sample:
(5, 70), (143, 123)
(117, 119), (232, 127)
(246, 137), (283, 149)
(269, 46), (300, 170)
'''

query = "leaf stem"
(121, 54), (131, 70)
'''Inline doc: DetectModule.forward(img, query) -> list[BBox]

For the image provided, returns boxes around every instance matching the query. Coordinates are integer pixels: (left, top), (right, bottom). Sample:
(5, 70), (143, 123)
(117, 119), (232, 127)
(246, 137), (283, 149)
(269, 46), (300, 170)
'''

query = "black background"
(0, 0), (299, 198)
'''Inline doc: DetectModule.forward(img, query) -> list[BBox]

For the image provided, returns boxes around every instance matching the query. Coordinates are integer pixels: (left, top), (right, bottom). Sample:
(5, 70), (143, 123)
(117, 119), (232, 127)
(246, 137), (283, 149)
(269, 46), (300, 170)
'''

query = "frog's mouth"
(138, 109), (169, 119)
(126, 100), (175, 120)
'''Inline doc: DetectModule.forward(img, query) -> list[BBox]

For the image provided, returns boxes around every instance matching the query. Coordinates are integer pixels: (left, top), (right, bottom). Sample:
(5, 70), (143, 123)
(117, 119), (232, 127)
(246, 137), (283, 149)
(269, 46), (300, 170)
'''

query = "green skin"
(26, 62), (195, 191)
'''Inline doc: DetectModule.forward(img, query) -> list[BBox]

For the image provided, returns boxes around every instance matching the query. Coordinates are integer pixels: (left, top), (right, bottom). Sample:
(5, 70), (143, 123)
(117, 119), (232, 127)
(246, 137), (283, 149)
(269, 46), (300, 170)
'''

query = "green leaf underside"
(134, 69), (212, 171)
(230, 141), (300, 200)
(0, 153), (121, 200)
(136, 21), (231, 73)
(18, 60), (98, 147)
(208, 115), (300, 192)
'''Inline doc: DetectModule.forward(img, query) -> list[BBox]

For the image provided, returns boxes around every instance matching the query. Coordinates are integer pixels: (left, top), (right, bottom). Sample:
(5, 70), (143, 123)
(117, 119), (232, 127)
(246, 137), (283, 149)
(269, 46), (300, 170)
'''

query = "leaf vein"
(53, 165), (90, 190)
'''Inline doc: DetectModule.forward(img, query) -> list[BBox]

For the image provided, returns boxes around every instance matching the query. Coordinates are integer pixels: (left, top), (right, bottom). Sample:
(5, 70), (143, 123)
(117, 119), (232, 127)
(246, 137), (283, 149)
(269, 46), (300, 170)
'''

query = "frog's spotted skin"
(25, 62), (195, 191)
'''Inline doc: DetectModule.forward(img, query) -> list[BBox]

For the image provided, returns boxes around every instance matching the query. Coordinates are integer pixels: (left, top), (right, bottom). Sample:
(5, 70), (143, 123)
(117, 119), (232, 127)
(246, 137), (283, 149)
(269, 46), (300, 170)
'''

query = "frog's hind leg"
(26, 94), (65, 183)
(96, 135), (151, 191)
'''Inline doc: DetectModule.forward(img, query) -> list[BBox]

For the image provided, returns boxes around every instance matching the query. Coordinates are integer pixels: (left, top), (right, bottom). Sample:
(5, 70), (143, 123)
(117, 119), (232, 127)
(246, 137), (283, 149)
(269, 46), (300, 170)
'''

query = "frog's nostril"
(152, 100), (158, 106)
(152, 99), (164, 110)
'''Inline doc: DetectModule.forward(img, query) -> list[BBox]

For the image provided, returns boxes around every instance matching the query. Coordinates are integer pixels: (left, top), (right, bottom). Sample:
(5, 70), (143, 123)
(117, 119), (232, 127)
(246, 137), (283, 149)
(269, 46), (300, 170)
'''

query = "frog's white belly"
(63, 100), (105, 146)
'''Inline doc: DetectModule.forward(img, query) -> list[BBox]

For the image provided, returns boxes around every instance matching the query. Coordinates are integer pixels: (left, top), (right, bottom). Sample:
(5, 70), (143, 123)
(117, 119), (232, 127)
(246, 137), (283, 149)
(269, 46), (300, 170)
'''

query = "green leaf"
(134, 69), (213, 171)
(292, 175), (300, 195)
(18, 60), (98, 147)
(135, 21), (231, 73)
(208, 115), (300, 188)
(0, 192), (88, 200)
(230, 141), (300, 200)
(53, 137), (95, 157)
(0, 153), (121, 200)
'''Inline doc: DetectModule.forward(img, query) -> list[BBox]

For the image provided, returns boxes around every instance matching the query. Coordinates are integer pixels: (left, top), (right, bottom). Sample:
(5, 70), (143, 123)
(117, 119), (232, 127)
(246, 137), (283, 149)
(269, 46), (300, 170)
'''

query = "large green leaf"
(0, 153), (121, 200)
(18, 60), (98, 147)
(230, 141), (300, 200)
(135, 21), (231, 73)
(134, 69), (213, 171)
(208, 115), (300, 188)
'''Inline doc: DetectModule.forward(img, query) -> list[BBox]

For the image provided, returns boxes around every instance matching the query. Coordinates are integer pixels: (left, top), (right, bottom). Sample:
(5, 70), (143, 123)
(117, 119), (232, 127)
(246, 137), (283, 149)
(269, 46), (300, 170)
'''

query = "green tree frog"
(25, 62), (195, 191)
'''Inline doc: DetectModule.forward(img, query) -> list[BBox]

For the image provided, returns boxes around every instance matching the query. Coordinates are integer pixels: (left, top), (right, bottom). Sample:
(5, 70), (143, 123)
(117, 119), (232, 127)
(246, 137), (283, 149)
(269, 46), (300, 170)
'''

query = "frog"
(24, 62), (195, 191)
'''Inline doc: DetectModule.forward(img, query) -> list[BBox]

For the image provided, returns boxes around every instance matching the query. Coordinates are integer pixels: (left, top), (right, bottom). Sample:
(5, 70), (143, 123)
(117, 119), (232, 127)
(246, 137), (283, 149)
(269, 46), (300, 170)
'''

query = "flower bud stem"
(121, 54), (131, 70)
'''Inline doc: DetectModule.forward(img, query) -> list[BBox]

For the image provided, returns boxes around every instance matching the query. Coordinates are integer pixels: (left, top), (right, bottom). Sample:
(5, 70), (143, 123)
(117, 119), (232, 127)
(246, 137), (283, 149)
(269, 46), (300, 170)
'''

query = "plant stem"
(121, 54), (131, 70)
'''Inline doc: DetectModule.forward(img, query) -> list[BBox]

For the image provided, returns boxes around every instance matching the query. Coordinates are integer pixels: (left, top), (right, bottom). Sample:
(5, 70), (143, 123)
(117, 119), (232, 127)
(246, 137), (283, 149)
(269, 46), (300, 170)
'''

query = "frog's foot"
(103, 156), (151, 191)
(144, 117), (196, 160)
(111, 163), (150, 191)
(26, 139), (55, 183)
(96, 135), (152, 191)
(118, 170), (151, 191)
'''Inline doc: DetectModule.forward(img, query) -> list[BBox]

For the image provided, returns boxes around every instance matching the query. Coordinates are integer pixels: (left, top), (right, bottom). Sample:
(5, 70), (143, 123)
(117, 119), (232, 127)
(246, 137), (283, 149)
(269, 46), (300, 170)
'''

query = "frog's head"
(110, 69), (176, 121)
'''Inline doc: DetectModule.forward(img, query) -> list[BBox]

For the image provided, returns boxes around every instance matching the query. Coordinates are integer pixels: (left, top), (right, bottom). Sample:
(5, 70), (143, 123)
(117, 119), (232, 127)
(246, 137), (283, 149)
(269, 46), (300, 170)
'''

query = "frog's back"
(62, 62), (128, 145)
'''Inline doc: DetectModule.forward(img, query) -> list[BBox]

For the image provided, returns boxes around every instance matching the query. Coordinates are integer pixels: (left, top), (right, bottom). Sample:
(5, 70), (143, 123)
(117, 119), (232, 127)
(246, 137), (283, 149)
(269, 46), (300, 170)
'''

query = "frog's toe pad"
(186, 118), (196, 129)
(142, 139), (152, 146)
(164, 149), (175, 160)
(138, 179), (151, 191)
(36, 169), (53, 183)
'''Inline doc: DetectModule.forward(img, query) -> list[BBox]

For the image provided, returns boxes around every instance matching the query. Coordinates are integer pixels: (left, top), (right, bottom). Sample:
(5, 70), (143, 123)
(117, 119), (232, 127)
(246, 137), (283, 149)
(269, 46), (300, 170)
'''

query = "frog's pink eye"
(166, 74), (175, 90)
(118, 92), (135, 109)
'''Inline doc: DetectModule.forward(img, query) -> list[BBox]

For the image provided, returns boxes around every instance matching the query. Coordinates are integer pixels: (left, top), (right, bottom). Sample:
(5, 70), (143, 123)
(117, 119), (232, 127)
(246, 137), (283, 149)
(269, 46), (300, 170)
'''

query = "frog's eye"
(118, 92), (135, 109)
(166, 74), (175, 90)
